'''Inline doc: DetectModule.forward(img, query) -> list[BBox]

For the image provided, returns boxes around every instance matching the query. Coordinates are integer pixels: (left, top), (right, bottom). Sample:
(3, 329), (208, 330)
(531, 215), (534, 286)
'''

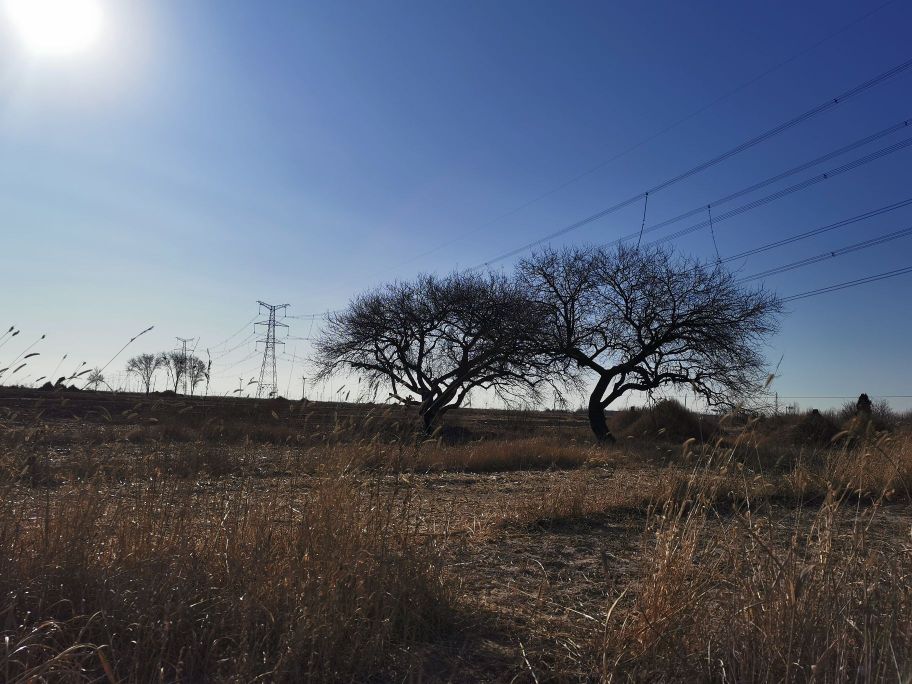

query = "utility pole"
(175, 337), (195, 395)
(255, 301), (289, 399)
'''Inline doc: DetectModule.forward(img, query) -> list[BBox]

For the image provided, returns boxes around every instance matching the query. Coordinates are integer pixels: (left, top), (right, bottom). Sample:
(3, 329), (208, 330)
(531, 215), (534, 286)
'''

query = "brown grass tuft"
(0, 470), (454, 682)
(598, 442), (912, 682)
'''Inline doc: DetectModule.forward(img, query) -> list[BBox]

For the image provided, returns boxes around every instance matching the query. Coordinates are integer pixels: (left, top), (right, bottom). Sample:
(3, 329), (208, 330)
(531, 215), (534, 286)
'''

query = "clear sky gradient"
(2, 0), (911, 408)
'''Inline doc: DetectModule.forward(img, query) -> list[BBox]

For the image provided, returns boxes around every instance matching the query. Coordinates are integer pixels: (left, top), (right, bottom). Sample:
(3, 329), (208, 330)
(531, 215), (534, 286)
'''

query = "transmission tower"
(254, 301), (289, 399)
(175, 336), (195, 395)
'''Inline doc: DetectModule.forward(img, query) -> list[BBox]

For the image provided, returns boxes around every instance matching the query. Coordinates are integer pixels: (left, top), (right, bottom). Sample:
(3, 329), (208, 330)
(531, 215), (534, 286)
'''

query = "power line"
(782, 264), (912, 302)
(211, 331), (257, 361)
(209, 55), (912, 387)
(475, 56), (912, 267)
(283, 194), (912, 327)
(285, 347), (298, 397)
(208, 314), (259, 350)
(278, 130), (912, 322)
(776, 395), (912, 399)
(635, 193), (650, 247)
(648, 135), (912, 246)
(707, 205), (721, 262)
(739, 225), (912, 281)
(287, 313), (325, 320)
(206, 22), (912, 345)
(211, 349), (260, 374)
(219, 199), (912, 371)
(722, 197), (912, 262)
(611, 117), (911, 242)
(383, 0), (900, 271)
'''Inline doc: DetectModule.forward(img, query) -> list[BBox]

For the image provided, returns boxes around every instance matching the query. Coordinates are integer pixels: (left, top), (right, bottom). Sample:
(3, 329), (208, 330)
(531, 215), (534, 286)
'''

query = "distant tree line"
(125, 351), (210, 396)
(315, 244), (782, 442)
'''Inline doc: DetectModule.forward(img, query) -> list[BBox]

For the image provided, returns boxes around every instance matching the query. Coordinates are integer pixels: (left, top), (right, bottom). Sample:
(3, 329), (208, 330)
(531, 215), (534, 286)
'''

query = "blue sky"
(1, 0), (911, 407)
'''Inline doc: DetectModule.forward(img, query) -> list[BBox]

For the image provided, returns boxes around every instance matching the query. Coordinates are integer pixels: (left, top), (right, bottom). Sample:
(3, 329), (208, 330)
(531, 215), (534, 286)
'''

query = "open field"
(2, 388), (912, 682)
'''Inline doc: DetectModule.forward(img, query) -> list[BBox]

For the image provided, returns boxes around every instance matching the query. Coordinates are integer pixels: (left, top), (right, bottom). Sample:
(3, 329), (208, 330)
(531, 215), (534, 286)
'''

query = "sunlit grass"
(2, 388), (912, 681)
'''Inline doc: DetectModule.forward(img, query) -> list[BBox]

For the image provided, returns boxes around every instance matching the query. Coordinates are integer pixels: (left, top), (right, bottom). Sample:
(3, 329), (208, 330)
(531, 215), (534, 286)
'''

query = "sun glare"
(5, 0), (104, 57)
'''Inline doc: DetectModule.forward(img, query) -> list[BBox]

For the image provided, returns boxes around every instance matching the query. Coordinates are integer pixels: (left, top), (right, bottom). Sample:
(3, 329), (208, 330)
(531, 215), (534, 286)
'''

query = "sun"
(5, 0), (104, 57)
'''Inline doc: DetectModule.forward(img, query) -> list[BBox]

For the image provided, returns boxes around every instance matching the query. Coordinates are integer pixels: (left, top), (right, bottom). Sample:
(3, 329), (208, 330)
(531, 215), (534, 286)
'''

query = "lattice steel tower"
(255, 301), (289, 398)
(174, 336), (195, 395)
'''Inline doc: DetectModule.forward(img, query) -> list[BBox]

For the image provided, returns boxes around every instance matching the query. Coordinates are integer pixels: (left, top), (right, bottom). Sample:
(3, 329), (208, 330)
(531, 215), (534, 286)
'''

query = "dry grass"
(598, 462), (912, 682)
(472, 433), (912, 681)
(0, 468), (453, 682)
(499, 469), (624, 527)
(310, 435), (606, 475)
(1, 434), (605, 485)
(409, 436), (603, 472)
(3, 392), (912, 681)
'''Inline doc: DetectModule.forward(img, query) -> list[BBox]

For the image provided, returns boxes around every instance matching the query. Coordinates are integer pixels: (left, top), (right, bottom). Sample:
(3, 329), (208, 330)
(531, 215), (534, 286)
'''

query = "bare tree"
(158, 350), (208, 395)
(126, 353), (162, 394)
(158, 351), (187, 393)
(187, 356), (209, 396)
(519, 244), (782, 442)
(86, 368), (106, 391)
(314, 270), (551, 431)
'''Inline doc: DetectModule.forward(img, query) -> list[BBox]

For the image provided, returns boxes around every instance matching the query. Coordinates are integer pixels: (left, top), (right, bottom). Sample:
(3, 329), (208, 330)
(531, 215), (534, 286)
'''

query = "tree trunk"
(588, 375), (616, 443)
(417, 393), (434, 434)
(419, 386), (461, 435)
(421, 398), (458, 435)
(421, 407), (436, 433)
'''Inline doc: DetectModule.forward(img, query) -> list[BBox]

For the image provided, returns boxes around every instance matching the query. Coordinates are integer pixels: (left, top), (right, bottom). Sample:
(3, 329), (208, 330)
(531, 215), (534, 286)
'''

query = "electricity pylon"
(254, 301), (289, 399)
(175, 336), (195, 395)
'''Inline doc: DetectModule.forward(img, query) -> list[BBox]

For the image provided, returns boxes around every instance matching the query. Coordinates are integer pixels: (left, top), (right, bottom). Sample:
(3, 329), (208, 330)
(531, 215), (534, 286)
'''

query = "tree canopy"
(314, 270), (550, 430)
(519, 244), (782, 441)
(315, 245), (782, 440)
(126, 353), (163, 394)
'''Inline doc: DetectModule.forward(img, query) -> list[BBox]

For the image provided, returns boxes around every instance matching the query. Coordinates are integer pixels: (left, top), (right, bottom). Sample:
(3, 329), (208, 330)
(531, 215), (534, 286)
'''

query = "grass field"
(2, 387), (911, 682)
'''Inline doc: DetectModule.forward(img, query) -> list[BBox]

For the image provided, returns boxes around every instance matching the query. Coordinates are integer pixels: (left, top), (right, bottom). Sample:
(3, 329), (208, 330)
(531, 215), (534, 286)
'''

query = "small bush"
(612, 400), (711, 443)
(791, 409), (839, 447)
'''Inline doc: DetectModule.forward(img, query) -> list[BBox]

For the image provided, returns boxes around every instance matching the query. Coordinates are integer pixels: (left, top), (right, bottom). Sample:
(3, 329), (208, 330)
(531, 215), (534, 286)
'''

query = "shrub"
(612, 400), (711, 443)
(791, 409), (839, 447)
